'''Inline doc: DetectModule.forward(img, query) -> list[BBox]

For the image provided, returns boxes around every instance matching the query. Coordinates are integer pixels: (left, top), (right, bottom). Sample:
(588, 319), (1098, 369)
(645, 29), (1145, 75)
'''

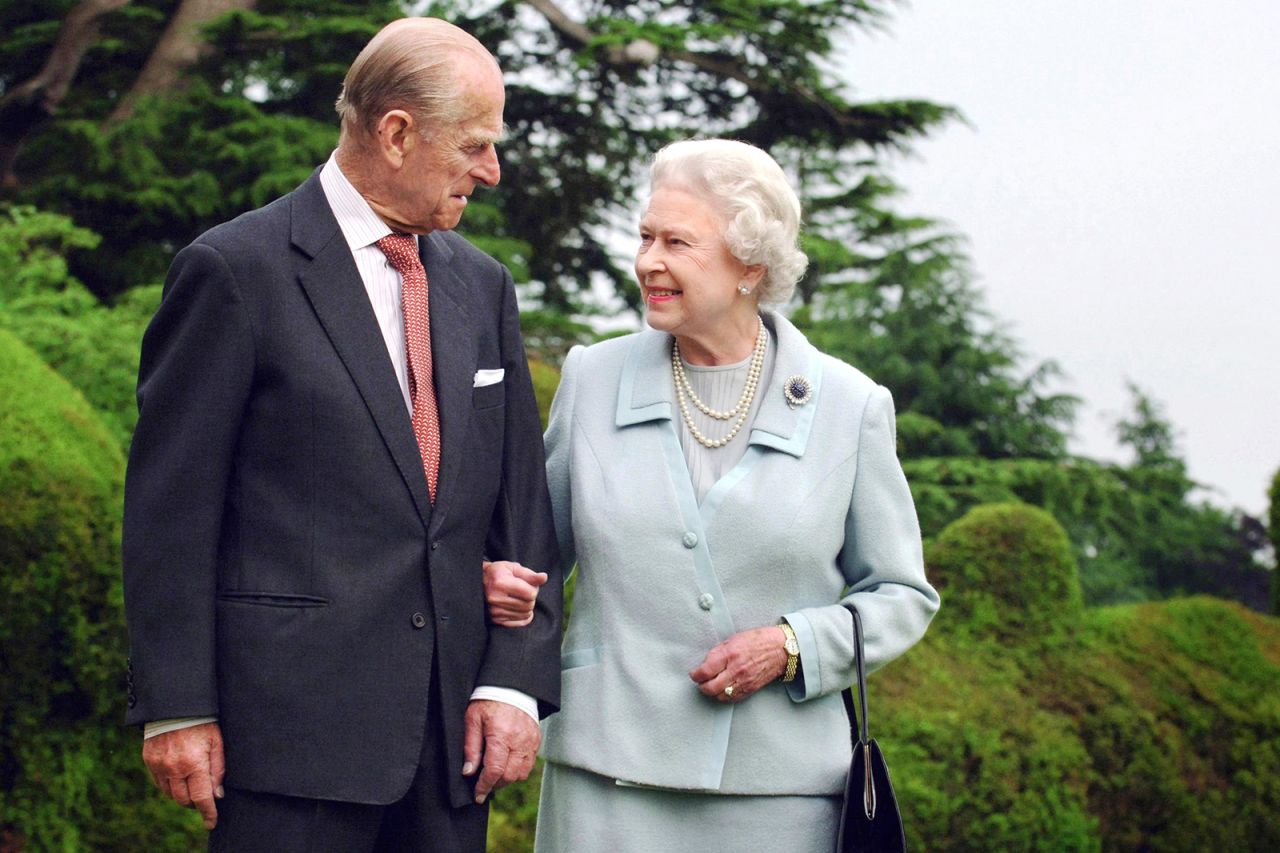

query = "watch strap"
(779, 620), (800, 683)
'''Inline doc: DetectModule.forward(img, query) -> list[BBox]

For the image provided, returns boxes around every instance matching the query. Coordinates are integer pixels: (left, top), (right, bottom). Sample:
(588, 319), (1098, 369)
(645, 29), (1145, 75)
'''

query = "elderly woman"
(485, 138), (938, 851)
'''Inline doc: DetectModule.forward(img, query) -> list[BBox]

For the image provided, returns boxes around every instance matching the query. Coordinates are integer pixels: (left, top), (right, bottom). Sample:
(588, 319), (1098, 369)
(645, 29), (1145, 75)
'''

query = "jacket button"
(431, 541), (441, 551)
(682, 532), (698, 548)
(411, 612), (427, 628)
(698, 593), (714, 611)
(128, 695), (137, 709)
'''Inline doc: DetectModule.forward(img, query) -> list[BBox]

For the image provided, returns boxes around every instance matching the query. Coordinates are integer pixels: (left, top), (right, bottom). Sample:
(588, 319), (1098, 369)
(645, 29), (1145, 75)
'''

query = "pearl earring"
(738, 285), (751, 296)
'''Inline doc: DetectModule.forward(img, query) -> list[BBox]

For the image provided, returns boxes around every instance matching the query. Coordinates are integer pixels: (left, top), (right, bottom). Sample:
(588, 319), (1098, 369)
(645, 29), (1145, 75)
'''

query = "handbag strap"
(841, 604), (870, 745)
(841, 603), (881, 821)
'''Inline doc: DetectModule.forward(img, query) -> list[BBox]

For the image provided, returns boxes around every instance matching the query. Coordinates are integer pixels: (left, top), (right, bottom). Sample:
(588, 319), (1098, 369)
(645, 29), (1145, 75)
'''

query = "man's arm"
(473, 265), (563, 708)
(124, 242), (253, 722)
(461, 267), (563, 802)
(123, 241), (254, 825)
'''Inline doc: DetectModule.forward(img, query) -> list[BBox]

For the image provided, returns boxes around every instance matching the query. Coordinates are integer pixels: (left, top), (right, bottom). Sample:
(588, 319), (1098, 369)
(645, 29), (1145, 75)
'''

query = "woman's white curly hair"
(649, 139), (808, 305)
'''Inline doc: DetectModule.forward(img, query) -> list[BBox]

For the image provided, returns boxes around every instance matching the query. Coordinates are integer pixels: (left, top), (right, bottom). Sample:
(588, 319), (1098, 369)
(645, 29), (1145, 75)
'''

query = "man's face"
(397, 60), (505, 233)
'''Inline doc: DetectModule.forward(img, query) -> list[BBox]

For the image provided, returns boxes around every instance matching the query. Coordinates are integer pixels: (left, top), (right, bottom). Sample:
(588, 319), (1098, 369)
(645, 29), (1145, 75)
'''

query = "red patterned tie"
(377, 233), (442, 503)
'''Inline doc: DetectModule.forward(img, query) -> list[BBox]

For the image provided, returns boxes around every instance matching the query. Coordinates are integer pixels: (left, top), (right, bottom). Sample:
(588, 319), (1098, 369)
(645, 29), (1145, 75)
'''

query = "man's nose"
(474, 147), (500, 187)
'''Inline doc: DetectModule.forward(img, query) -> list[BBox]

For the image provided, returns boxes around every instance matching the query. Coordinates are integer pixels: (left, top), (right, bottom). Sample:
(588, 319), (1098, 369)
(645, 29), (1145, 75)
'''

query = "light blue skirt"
(534, 761), (842, 853)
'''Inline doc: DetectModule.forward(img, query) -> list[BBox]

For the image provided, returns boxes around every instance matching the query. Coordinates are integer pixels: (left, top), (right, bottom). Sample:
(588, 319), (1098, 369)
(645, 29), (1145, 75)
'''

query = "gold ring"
(724, 684), (736, 698)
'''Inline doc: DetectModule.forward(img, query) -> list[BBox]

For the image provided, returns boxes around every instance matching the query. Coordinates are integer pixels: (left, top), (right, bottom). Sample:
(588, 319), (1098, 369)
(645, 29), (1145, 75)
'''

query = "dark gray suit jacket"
(122, 171), (561, 807)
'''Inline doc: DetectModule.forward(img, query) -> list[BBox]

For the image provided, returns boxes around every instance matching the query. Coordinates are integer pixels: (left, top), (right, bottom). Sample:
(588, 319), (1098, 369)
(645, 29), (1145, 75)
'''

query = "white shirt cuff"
(144, 689), (538, 739)
(144, 716), (218, 739)
(469, 686), (539, 723)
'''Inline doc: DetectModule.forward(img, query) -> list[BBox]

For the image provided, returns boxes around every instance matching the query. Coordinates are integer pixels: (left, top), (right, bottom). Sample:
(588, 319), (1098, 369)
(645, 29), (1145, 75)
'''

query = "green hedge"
(0, 204), (160, 451)
(0, 285), (160, 452)
(0, 330), (201, 850)
(875, 502), (1280, 851)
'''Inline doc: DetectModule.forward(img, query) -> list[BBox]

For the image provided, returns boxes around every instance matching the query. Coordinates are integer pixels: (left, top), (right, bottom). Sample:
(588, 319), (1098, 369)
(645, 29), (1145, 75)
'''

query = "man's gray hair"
(335, 18), (497, 139)
(649, 139), (808, 305)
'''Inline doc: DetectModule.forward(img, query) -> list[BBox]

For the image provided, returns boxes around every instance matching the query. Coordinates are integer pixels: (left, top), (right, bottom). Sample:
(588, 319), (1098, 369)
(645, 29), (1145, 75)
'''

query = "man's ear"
(375, 109), (416, 167)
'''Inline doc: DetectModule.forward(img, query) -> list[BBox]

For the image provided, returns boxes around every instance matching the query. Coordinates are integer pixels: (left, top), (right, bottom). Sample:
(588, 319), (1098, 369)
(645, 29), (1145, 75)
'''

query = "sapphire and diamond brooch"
(783, 375), (812, 408)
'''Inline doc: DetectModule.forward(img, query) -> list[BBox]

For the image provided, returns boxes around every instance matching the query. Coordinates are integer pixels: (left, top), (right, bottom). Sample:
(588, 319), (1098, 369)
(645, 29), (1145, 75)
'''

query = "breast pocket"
(472, 380), (505, 410)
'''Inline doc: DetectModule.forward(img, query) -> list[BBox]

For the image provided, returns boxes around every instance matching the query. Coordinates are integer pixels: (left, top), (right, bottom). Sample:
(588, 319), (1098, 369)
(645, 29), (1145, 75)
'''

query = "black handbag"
(836, 605), (907, 853)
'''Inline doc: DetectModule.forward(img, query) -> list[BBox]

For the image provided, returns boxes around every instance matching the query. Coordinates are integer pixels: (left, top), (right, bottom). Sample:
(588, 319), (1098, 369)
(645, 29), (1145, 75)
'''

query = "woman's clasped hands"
(688, 626), (789, 703)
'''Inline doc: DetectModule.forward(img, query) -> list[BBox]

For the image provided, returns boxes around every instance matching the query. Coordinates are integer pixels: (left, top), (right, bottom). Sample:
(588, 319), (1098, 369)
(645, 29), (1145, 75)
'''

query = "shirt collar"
(318, 151), (403, 253)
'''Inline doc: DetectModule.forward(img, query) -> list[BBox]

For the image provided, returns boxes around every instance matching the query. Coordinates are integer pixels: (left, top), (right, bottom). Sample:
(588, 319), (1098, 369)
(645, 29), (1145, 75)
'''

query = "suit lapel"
(421, 232), (476, 534)
(290, 174), (434, 529)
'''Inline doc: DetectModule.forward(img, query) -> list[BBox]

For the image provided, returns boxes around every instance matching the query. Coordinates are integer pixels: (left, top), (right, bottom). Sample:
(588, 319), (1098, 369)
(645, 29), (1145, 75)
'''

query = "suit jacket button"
(128, 694), (137, 708)
(698, 593), (714, 611)
(411, 612), (427, 628)
(682, 532), (698, 548)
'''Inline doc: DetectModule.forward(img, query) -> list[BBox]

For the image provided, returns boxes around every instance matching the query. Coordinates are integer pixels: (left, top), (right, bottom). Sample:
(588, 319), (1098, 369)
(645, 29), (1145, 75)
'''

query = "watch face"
(785, 638), (799, 655)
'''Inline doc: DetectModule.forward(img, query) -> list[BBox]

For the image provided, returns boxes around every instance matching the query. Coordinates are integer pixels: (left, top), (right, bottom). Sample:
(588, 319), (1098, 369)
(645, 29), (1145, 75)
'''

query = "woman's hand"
(689, 626), (789, 702)
(482, 560), (547, 627)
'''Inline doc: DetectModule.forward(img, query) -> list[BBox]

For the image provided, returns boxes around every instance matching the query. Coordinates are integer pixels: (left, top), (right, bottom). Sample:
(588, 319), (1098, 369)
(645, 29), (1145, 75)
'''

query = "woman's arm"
(782, 385), (941, 701)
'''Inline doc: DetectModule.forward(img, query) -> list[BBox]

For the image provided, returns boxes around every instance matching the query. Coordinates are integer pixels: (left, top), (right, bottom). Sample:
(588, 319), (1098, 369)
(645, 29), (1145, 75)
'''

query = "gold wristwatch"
(779, 621), (800, 683)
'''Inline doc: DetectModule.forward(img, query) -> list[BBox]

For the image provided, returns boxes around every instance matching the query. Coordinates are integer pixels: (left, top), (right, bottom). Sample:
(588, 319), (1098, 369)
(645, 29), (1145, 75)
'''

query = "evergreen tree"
(1111, 383), (1269, 607)
(1, 1), (955, 309)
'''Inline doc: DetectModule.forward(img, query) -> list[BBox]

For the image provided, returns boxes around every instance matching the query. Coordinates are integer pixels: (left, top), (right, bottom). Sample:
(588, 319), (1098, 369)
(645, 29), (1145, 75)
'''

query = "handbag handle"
(841, 604), (877, 819)
(841, 604), (870, 743)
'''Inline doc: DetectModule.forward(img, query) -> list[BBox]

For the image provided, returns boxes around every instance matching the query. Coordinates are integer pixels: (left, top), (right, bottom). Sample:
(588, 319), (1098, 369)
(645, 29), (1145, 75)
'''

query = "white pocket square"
(473, 368), (505, 387)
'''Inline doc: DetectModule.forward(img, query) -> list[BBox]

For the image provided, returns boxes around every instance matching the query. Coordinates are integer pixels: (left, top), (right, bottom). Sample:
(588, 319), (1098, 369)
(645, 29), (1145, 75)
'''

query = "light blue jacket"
(540, 311), (939, 795)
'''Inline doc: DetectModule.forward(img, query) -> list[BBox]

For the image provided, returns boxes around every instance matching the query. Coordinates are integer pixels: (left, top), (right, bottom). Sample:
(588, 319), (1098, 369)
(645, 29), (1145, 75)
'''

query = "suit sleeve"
(122, 241), (255, 725)
(782, 385), (940, 701)
(475, 266), (564, 716)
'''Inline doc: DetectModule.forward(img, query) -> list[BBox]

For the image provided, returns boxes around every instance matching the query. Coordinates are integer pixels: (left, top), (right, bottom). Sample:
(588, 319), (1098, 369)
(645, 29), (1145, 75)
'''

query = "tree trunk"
(0, 0), (131, 188)
(106, 0), (256, 124)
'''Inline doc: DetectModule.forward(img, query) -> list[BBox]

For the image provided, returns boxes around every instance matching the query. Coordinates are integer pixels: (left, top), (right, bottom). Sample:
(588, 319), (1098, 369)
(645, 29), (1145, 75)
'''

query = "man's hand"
(481, 560), (547, 627)
(141, 721), (226, 829)
(461, 699), (540, 804)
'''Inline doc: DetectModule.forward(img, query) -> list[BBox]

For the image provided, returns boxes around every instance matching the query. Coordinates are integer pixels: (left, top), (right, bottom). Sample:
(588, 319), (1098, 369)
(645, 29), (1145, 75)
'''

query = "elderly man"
(122, 18), (560, 851)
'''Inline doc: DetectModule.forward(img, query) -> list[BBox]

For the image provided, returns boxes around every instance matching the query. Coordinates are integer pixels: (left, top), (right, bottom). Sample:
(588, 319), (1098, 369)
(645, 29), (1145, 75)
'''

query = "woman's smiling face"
(635, 186), (760, 356)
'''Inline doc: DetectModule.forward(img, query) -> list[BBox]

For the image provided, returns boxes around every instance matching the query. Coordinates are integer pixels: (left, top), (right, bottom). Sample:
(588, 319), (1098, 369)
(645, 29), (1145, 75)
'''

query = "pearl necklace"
(671, 318), (767, 449)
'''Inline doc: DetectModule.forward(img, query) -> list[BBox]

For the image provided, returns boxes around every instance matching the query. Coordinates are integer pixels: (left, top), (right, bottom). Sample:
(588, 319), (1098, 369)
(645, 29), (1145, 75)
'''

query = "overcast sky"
(842, 0), (1280, 515)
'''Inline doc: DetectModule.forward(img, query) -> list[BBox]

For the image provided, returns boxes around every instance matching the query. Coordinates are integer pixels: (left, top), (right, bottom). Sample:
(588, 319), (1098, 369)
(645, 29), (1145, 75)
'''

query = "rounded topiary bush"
(926, 501), (1083, 645)
(0, 330), (200, 849)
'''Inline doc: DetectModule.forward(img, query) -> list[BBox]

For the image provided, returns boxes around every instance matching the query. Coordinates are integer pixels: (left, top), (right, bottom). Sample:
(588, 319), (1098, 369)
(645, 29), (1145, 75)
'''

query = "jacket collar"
(614, 310), (823, 458)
